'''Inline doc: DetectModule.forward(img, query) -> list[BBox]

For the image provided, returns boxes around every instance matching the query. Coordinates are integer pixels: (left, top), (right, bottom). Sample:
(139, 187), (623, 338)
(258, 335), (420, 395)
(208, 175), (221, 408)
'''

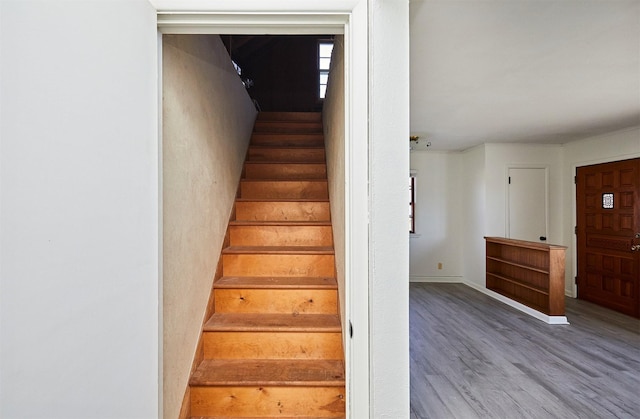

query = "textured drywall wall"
(323, 35), (346, 347)
(162, 34), (257, 419)
(0, 1), (159, 417)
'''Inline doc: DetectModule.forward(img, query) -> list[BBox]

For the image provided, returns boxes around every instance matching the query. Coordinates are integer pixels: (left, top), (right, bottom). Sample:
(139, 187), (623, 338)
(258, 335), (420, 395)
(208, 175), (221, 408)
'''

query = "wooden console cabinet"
(485, 237), (567, 316)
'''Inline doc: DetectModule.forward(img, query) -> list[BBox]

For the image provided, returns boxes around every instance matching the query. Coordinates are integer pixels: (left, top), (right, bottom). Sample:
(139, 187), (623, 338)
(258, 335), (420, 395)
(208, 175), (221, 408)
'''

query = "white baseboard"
(410, 276), (463, 283)
(462, 280), (570, 325)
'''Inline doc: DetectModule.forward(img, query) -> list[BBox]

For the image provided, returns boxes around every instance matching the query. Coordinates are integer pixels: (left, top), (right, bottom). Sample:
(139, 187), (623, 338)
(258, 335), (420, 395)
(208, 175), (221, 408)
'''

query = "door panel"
(576, 158), (640, 318)
(508, 167), (547, 242)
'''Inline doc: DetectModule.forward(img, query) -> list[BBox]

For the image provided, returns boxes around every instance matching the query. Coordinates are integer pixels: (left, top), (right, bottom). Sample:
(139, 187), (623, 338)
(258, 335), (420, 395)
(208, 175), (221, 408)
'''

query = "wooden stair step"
(251, 133), (325, 146)
(248, 144), (325, 150)
(222, 253), (335, 277)
(191, 384), (344, 417)
(235, 199), (330, 223)
(235, 198), (330, 202)
(254, 120), (323, 130)
(229, 220), (332, 226)
(191, 417), (344, 419)
(257, 111), (322, 122)
(202, 314), (343, 359)
(229, 224), (333, 247)
(240, 180), (328, 199)
(223, 246), (334, 255)
(190, 359), (345, 386)
(244, 162), (327, 179)
(251, 135), (324, 148)
(247, 147), (325, 163)
(204, 313), (341, 332)
(214, 287), (338, 314)
(214, 276), (337, 290)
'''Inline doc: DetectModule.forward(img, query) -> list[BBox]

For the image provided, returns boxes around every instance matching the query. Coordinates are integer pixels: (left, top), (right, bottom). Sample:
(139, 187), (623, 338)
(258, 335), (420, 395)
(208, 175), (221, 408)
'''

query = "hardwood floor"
(410, 283), (640, 419)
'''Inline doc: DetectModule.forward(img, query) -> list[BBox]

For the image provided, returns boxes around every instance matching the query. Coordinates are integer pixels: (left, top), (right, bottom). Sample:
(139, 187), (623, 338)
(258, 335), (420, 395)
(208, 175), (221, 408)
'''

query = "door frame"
(571, 154), (640, 298)
(153, 2), (370, 417)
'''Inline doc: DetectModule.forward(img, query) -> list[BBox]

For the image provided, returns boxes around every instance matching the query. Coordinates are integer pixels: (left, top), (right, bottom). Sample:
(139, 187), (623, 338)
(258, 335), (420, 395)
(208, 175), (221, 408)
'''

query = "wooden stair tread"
(248, 145), (325, 150)
(230, 220), (331, 226)
(191, 417), (343, 419)
(251, 133), (323, 138)
(215, 276), (337, 289)
(257, 112), (322, 122)
(244, 161), (327, 166)
(204, 313), (341, 332)
(190, 359), (345, 387)
(235, 198), (329, 202)
(223, 246), (334, 255)
(241, 179), (328, 182)
(245, 159), (327, 166)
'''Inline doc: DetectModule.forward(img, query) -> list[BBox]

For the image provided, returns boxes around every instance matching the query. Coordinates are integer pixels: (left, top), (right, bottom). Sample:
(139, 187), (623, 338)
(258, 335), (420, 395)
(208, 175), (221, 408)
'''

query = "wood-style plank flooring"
(410, 283), (640, 419)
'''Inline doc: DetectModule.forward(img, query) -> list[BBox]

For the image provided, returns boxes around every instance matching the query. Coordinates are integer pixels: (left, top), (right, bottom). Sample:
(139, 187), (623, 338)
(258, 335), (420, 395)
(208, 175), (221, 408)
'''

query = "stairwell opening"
(161, 31), (353, 419)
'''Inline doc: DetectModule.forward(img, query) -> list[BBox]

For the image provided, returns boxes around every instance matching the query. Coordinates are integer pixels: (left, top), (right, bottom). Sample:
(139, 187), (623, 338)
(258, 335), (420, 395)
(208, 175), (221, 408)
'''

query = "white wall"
(162, 34), (257, 419)
(562, 127), (640, 296)
(409, 151), (463, 282)
(0, 1), (159, 417)
(369, 0), (410, 417)
(323, 35), (347, 343)
(460, 145), (487, 288)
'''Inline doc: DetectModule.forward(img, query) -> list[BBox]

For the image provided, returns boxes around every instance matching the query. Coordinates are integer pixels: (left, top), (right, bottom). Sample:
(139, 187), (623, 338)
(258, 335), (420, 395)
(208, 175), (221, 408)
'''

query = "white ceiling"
(409, 0), (640, 151)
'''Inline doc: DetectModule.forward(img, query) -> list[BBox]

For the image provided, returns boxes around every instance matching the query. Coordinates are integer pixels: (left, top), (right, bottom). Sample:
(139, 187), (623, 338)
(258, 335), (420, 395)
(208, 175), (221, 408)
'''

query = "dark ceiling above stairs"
(221, 35), (335, 113)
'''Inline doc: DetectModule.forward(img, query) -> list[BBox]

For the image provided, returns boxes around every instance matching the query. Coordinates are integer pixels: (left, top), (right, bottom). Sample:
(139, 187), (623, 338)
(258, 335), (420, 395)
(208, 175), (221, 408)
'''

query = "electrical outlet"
(437, 262), (443, 270)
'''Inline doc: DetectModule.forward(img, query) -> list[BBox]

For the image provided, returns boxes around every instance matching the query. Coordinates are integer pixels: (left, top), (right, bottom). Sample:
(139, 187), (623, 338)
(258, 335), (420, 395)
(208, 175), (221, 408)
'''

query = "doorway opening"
(157, 8), (371, 417)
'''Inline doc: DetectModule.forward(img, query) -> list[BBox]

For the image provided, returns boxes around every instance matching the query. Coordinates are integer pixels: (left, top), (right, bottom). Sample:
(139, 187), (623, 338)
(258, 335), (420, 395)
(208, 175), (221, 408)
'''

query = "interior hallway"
(410, 283), (640, 419)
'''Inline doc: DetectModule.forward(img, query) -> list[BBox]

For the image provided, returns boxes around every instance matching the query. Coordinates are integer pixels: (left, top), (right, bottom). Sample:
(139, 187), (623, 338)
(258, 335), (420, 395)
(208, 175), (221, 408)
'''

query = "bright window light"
(319, 41), (334, 99)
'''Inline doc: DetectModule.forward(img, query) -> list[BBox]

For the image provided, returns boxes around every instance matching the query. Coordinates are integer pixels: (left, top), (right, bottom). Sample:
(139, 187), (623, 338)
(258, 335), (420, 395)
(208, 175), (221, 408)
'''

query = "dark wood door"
(576, 158), (640, 318)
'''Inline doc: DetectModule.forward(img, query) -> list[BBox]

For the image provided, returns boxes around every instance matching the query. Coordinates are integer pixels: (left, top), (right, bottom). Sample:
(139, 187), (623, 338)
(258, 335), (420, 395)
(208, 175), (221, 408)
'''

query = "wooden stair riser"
(247, 147), (325, 163)
(240, 181), (328, 199)
(214, 276), (338, 291)
(214, 289), (338, 314)
(250, 128), (324, 147)
(251, 134), (324, 147)
(222, 254), (334, 277)
(190, 386), (345, 417)
(229, 225), (333, 247)
(253, 121), (323, 134)
(235, 201), (331, 222)
(203, 332), (343, 359)
(257, 111), (322, 122)
(244, 163), (327, 179)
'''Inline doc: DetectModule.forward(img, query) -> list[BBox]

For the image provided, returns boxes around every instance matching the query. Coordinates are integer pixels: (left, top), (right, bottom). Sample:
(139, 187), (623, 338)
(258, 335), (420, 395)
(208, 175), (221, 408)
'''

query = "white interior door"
(508, 167), (548, 242)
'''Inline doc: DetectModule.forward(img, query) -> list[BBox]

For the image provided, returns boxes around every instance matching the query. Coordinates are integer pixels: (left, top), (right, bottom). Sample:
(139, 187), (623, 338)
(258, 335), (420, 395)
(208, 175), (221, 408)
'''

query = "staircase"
(188, 112), (346, 418)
